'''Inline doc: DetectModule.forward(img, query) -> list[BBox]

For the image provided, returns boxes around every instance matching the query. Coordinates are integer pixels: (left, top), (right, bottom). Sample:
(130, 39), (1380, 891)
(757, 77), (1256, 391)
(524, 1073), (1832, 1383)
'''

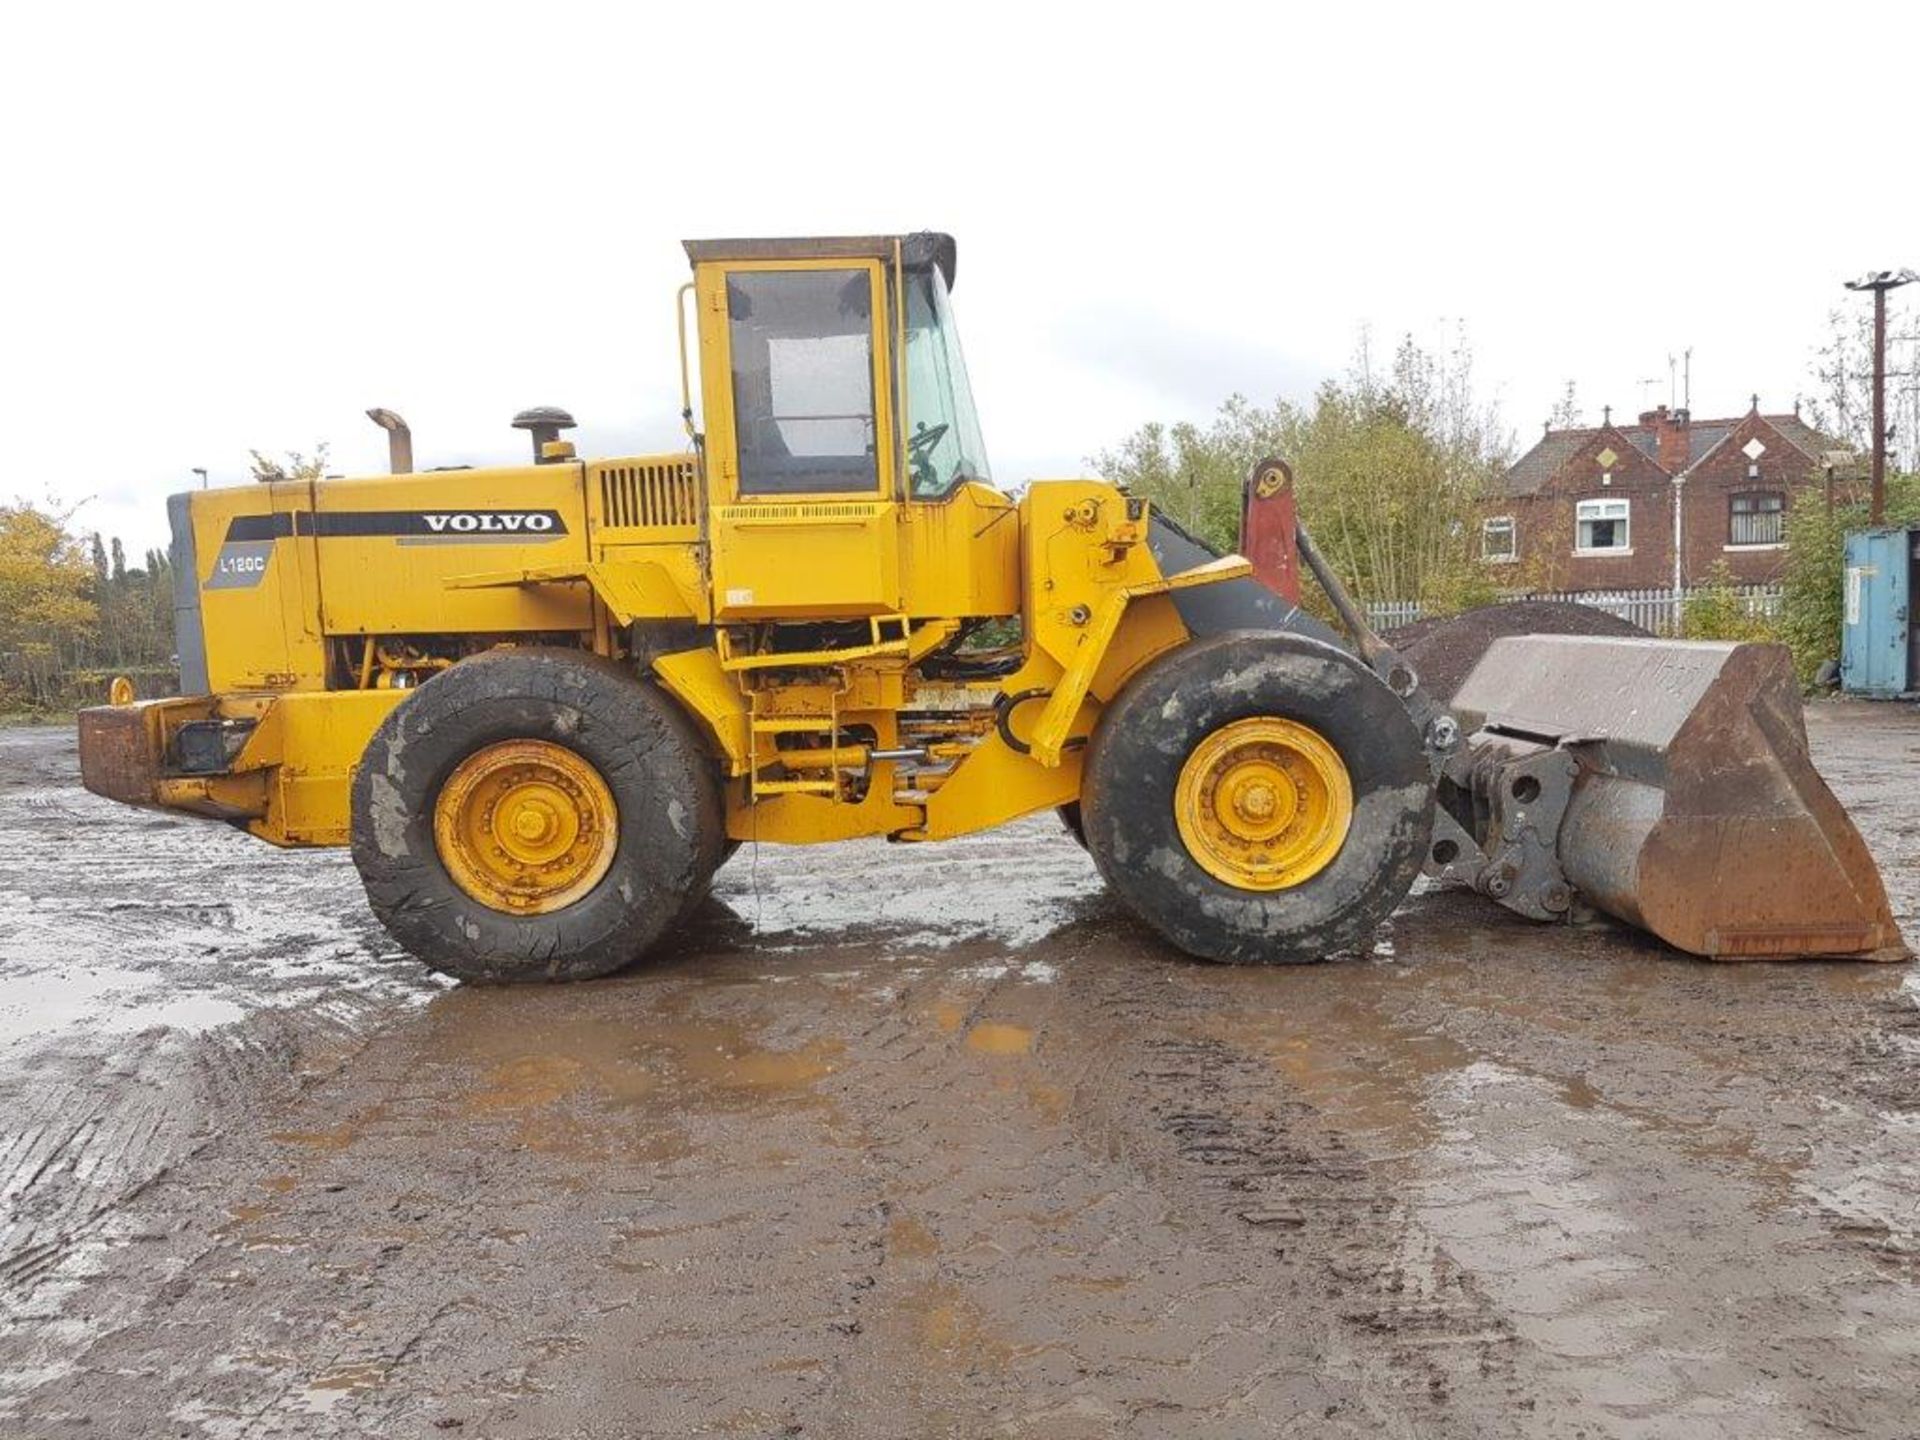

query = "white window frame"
(1481, 514), (1517, 564)
(1574, 497), (1631, 556)
(1725, 490), (1786, 551)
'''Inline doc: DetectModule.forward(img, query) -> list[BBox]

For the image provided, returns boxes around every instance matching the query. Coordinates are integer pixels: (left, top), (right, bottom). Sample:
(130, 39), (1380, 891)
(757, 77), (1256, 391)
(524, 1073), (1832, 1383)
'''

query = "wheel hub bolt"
(510, 801), (558, 844)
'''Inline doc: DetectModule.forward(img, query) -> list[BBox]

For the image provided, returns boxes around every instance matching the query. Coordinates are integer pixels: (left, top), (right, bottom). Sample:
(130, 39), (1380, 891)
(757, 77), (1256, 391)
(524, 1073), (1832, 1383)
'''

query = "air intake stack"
(512, 406), (577, 464)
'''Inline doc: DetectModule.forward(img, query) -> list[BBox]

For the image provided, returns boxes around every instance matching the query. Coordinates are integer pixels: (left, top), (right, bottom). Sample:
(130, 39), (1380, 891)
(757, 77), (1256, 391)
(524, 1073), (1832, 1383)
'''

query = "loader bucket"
(1450, 635), (1907, 962)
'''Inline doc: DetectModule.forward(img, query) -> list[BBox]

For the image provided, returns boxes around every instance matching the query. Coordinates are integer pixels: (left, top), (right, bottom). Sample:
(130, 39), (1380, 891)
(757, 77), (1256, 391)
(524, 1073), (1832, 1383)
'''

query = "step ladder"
(746, 690), (842, 801)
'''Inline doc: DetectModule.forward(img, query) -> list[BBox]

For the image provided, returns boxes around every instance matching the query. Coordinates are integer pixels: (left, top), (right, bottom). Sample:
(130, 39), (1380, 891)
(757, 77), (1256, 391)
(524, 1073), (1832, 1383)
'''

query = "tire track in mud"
(0, 730), (444, 1421)
(4, 709), (1920, 1438)
(1091, 988), (1539, 1436)
(0, 997), (419, 1304)
(823, 914), (1548, 1436)
(0, 1040), (193, 1294)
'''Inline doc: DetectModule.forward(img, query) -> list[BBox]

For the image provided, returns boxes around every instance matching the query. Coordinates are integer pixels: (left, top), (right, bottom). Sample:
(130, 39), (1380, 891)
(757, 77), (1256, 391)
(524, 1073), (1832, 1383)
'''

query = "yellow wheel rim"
(1174, 717), (1353, 891)
(433, 740), (618, 915)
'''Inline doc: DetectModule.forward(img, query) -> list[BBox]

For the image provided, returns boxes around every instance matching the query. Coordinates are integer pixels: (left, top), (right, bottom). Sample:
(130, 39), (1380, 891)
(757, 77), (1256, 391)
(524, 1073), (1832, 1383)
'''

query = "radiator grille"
(716, 502), (881, 523)
(594, 460), (700, 532)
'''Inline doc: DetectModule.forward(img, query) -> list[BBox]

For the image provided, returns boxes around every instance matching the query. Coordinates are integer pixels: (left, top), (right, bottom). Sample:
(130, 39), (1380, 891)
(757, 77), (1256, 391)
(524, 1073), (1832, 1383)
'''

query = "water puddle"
(902, 1283), (1021, 1373)
(710, 820), (1097, 951)
(964, 1022), (1034, 1056)
(1203, 995), (1472, 1148)
(99, 993), (244, 1035)
(0, 965), (151, 1046)
(887, 1213), (941, 1259)
(270, 1104), (388, 1153)
(294, 1361), (388, 1414)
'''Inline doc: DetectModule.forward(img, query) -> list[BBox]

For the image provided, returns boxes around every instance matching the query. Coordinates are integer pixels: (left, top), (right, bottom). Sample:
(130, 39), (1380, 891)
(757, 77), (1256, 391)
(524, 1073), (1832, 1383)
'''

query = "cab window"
(903, 265), (991, 498)
(726, 269), (878, 496)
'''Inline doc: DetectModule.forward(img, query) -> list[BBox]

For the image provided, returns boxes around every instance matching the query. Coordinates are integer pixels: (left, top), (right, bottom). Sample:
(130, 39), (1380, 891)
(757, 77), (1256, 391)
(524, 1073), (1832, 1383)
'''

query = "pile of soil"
(1390, 600), (1648, 705)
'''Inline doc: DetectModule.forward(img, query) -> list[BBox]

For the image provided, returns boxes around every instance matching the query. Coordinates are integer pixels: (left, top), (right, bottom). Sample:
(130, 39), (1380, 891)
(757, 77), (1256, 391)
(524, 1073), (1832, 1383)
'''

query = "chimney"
(1638, 404), (1689, 474)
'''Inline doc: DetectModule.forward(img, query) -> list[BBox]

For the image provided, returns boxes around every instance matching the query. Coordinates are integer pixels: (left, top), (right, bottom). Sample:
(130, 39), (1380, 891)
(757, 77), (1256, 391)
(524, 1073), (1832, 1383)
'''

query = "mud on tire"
(1081, 631), (1432, 964)
(350, 647), (725, 984)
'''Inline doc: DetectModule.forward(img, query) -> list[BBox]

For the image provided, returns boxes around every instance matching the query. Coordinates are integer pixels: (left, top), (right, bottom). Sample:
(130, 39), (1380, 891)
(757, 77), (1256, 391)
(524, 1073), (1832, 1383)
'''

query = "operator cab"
(683, 233), (991, 504)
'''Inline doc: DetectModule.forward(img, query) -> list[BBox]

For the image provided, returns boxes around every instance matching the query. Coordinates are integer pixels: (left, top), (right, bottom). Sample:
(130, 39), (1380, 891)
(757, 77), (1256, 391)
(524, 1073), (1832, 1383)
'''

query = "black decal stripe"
(223, 513), (296, 542)
(221, 511), (569, 542)
(310, 511), (569, 537)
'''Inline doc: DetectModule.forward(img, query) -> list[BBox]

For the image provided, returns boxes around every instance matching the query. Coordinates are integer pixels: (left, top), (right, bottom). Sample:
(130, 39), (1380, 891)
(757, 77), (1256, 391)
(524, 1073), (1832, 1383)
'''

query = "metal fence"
(1363, 584), (1784, 636)
(1365, 599), (1425, 631)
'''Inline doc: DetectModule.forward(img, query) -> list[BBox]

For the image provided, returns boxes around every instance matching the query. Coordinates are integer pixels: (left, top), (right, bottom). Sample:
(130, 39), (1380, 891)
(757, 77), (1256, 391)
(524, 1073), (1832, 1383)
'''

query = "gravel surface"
(1, 701), (1916, 1439)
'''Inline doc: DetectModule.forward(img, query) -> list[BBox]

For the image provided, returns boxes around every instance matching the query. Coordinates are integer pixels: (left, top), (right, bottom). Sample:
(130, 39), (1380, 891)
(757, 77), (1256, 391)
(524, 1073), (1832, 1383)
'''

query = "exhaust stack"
(366, 408), (413, 474)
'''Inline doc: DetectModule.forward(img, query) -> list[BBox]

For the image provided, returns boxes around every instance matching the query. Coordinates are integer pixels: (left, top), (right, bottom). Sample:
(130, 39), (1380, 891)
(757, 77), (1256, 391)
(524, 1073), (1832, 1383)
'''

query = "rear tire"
(1082, 631), (1431, 964)
(350, 647), (725, 983)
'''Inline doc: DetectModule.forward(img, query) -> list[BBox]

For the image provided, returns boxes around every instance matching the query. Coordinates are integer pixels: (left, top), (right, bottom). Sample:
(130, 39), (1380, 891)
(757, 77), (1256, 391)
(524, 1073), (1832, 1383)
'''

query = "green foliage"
(1681, 561), (1775, 642)
(0, 502), (101, 710)
(0, 501), (179, 713)
(1777, 475), (1920, 682)
(1092, 330), (1512, 616)
(0, 442), (333, 712)
(249, 444), (330, 484)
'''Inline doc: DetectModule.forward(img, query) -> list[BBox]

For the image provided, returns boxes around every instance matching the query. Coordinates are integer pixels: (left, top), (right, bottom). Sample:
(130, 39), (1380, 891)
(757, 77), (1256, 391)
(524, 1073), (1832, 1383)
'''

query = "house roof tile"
(1503, 428), (1595, 496)
(1503, 411), (1842, 496)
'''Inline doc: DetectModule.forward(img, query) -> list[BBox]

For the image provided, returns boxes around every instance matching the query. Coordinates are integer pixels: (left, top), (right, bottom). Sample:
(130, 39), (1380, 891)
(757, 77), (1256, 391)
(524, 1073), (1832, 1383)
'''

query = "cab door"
(697, 259), (902, 621)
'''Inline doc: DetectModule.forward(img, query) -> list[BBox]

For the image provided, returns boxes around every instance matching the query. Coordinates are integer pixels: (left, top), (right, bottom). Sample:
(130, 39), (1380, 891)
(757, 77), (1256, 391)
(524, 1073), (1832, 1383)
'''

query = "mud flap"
(1449, 635), (1907, 961)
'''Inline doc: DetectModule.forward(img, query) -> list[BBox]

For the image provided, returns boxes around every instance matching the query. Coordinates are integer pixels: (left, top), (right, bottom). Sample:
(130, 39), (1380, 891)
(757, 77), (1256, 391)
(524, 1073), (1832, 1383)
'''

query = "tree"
(1092, 327), (1514, 613)
(249, 443), (331, 484)
(1777, 473), (1920, 682)
(1805, 303), (1920, 473)
(0, 502), (100, 709)
(1550, 381), (1583, 429)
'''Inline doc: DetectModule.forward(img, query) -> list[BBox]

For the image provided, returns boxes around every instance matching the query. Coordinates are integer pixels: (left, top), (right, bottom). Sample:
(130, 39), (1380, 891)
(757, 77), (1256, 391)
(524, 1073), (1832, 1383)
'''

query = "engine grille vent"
(595, 460), (700, 532)
(716, 502), (881, 522)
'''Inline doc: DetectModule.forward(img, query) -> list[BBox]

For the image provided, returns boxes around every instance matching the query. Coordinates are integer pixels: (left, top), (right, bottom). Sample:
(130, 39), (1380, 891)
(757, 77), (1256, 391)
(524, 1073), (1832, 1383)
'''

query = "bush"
(1777, 476), (1920, 683)
(1682, 561), (1775, 642)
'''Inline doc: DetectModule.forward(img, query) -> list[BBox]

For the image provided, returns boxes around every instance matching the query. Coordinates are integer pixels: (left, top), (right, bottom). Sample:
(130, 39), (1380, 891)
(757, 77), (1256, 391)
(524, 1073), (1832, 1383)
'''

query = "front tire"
(1081, 631), (1431, 964)
(350, 647), (724, 983)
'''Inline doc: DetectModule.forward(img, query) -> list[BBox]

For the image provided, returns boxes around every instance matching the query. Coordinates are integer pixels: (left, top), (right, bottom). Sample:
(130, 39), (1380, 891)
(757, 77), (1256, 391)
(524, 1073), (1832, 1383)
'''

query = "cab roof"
(681, 232), (957, 290)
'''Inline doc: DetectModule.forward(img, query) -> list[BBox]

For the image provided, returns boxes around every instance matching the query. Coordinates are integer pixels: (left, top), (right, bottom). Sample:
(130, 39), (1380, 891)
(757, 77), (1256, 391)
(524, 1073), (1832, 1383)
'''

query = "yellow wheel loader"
(78, 233), (1907, 982)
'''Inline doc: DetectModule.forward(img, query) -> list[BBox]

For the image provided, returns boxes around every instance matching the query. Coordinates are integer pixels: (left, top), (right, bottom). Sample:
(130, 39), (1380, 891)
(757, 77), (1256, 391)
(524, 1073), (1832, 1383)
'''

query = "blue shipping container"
(1840, 527), (1917, 697)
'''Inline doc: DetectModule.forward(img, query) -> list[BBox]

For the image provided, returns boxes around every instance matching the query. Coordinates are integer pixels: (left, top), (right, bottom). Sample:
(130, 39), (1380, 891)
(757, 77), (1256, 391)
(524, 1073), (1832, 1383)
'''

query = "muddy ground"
(1, 703), (1917, 1439)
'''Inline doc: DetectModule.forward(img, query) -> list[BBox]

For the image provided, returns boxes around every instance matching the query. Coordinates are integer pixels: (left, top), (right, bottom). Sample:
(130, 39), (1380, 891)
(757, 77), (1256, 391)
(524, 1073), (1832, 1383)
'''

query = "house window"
(1481, 515), (1517, 563)
(1729, 491), (1785, 547)
(1575, 497), (1630, 554)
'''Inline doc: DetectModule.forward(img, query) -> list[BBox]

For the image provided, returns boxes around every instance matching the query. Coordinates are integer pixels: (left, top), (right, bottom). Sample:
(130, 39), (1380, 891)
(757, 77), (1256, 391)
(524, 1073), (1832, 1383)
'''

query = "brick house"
(1487, 401), (1853, 591)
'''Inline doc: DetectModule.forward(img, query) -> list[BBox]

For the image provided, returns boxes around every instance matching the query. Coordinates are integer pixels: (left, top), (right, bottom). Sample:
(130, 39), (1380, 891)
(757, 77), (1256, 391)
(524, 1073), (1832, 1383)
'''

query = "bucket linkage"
(1243, 497), (1907, 963)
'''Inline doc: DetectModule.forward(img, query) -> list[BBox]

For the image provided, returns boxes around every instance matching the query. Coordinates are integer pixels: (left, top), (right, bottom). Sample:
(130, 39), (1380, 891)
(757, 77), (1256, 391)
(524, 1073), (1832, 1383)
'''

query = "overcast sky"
(4, 2), (1914, 555)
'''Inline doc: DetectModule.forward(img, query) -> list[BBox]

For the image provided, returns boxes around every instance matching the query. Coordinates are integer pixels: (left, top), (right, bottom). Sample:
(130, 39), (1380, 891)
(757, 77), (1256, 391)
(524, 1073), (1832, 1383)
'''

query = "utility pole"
(1844, 270), (1917, 525)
